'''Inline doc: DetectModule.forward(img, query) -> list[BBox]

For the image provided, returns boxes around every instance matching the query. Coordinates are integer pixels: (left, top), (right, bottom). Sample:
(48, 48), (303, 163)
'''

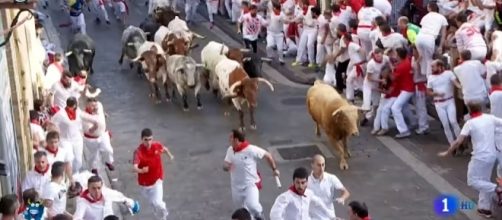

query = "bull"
(152, 7), (179, 27)
(132, 41), (169, 103)
(66, 33), (96, 75)
(119, 26), (147, 75)
(139, 16), (161, 41)
(154, 26), (192, 55)
(165, 55), (205, 111)
(216, 58), (274, 131)
(167, 16), (205, 52)
(306, 80), (361, 170)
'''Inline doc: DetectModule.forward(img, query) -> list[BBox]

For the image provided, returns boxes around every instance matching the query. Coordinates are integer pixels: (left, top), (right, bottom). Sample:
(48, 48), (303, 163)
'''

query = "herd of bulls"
(64, 7), (275, 131)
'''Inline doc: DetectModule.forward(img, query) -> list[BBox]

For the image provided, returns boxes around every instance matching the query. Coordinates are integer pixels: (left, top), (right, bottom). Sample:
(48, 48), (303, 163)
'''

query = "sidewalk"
(40, 11), (126, 218)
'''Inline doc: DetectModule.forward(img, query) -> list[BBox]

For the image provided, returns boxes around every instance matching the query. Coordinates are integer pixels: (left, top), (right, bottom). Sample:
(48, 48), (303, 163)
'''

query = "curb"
(41, 11), (127, 219)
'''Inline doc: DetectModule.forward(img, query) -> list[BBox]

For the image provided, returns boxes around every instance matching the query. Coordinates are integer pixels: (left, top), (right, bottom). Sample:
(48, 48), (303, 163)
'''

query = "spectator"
(348, 201), (370, 220)
(20, 188), (47, 220)
(231, 208), (251, 220)
(0, 194), (20, 219)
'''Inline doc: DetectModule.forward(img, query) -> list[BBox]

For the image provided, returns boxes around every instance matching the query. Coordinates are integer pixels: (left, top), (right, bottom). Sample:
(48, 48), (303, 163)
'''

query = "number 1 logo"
(434, 194), (458, 217)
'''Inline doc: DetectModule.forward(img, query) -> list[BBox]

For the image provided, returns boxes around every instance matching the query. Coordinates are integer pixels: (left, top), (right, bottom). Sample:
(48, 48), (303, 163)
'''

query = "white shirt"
(419, 12), (448, 37)
(427, 71), (456, 101)
(44, 63), (63, 91)
(460, 114), (502, 160)
(347, 42), (363, 64)
(51, 108), (95, 141)
(455, 22), (486, 51)
(373, 0), (392, 16)
(365, 56), (391, 88)
(453, 60), (488, 102)
(239, 13), (267, 41)
(483, 0), (496, 23)
(73, 187), (134, 220)
(380, 32), (408, 49)
(268, 11), (287, 33)
(370, 28), (382, 49)
(224, 145), (266, 190)
(490, 91), (502, 118)
(41, 181), (68, 215)
(336, 6), (354, 27)
(40, 146), (73, 166)
(22, 169), (51, 193)
(298, 6), (317, 29)
(30, 122), (45, 144)
(50, 81), (84, 109)
(270, 188), (335, 220)
(308, 172), (345, 219)
(357, 7), (382, 26)
(83, 102), (107, 138)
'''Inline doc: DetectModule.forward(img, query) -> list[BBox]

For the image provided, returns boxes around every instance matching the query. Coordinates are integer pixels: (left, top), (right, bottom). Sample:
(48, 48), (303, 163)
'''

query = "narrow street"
(40, 2), (485, 219)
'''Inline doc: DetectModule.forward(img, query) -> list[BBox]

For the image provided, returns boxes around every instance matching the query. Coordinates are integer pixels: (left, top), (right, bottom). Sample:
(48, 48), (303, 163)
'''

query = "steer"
(306, 80), (361, 170)
(215, 58), (274, 131)
(132, 41), (169, 103)
(165, 55), (204, 111)
(139, 16), (161, 41)
(66, 33), (96, 75)
(119, 26), (147, 75)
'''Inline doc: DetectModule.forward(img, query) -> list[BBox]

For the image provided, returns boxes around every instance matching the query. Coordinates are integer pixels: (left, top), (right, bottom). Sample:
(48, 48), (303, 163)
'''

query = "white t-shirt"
(366, 55), (390, 88)
(357, 7), (382, 26)
(419, 12), (448, 37)
(490, 91), (502, 118)
(483, 0), (496, 24)
(44, 63), (63, 91)
(22, 169), (51, 193)
(239, 13), (267, 41)
(380, 32), (408, 49)
(337, 6), (354, 27)
(30, 122), (45, 144)
(455, 22), (486, 51)
(460, 114), (502, 160)
(51, 108), (95, 141)
(270, 189), (335, 220)
(41, 181), (68, 215)
(373, 0), (392, 16)
(426, 71), (456, 101)
(308, 172), (345, 219)
(40, 146), (73, 166)
(50, 81), (83, 109)
(268, 11), (287, 33)
(347, 42), (363, 64)
(224, 145), (266, 190)
(453, 60), (488, 102)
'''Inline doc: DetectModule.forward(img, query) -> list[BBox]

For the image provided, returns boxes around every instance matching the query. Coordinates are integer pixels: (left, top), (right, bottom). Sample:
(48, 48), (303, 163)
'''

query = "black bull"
(66, 33), (96, 75)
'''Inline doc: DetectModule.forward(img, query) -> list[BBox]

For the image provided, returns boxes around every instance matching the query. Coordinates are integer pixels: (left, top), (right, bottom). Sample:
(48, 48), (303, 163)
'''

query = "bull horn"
(191, 32), (205, 39)
(83, 49), (93, 53)
(65, 51), (73, 56)
(85, 88), (102, 98)
(131, 55), (142, 62)
(260, 57), (272, 62)
(126, 42), (134, 46)
(257, 78), (274, 91)
(229, 80), (243, 95)
(242, 57), (251, 62)
(240, 48), (251, 52)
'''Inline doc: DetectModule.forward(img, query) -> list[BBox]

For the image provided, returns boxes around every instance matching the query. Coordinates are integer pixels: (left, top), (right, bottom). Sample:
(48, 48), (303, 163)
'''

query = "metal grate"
(276, 144), (324, 161)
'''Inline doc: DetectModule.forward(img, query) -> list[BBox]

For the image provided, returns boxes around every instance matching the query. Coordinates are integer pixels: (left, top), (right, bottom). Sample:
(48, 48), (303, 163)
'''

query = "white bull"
(154, 25), (171, 47)
(165, 55), (205, 111)
(167, 16), (205, 44)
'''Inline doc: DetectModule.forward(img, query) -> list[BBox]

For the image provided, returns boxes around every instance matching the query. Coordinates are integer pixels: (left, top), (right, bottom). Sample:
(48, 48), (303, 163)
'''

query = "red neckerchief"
(289, 185), (306, 196)
(302, 6), (309, 15)
(80, 189), (103, 203)
(280, 0), (286, 3)
(46, 146), (58, 156)
(85, 106), (95, 115)
(355, 64), (364, 77)
(273, 8), (281, 16)
(233, 141), (249, 153)
(30, 119), (40, 125)
(362, 217), (371, 220)
(490, 85), (502, 94)
(470, 111), (482, 118)
(351, 28), (357, 34)
(34, 165), (49, 175)
(74, 75), (86, 86)
(65, 107), (77, 120)
(382, 32), (390, 37)
(340, 3), (347, 9)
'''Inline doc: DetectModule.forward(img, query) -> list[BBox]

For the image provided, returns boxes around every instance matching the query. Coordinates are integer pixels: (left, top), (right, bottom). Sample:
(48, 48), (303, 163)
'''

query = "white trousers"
(316, 41), (332, 65)
(206, 0), (218, 22)
(93, 0), (109, 21)
(296, 28), (317, 63)
(467, 156), (498, 210)
(70, 14), (86, 34)
(391, 91), (414, 133)
(231, 184), (263, 218)
(266, 32), (285, 62)
(373, 96), (396, 131)
(185, 0), (199, 22)
(415, 33), (436, 76)
(469, 46), (488, 61)
(323, 62), (336, 86)
(229, 0), (241, 22)
(345, 62), (363, 101)
(62, 138), (83, 173)
(142, 180), (169, 219)
(362, 79), (380, 119)
(84, 132), (114, 170)
(434, 99), (461, 145)
(414, 89), (429, 132)
(356, 28), (372, 57)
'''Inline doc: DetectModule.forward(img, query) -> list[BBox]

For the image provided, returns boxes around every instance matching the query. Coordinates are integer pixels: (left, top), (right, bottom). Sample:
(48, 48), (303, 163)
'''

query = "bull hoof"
(339, 161), (349, 170)
(250, 124), (257, 130)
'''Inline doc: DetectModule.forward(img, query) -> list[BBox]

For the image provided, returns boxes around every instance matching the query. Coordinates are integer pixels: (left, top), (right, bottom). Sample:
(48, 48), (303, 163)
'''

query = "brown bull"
(161, 33), (199, 55)
(132, 43), (170, 103)
(306, 80), (361, 170)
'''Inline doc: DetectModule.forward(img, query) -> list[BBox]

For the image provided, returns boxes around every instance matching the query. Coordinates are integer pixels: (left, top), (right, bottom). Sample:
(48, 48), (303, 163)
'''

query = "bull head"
(332, 105), (361, 137)
(225, 77), (274, 107)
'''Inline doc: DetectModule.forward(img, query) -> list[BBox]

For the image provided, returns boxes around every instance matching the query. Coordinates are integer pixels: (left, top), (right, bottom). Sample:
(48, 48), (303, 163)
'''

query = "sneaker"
(477, 209), (493, 218)
(377, 129), (388, 136)
(370, 129), (379, 135)
(105, 162), (115, 171)
(91, 169), (98, 175)
(308, 63), (317, 68)
(415, 128), (429, 135)
(292, 61), (300, 66)
(395, 131), (411, 139)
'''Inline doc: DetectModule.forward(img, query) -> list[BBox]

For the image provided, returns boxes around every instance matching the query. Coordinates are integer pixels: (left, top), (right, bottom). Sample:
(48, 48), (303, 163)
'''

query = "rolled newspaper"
(275, 176), (282, 188)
